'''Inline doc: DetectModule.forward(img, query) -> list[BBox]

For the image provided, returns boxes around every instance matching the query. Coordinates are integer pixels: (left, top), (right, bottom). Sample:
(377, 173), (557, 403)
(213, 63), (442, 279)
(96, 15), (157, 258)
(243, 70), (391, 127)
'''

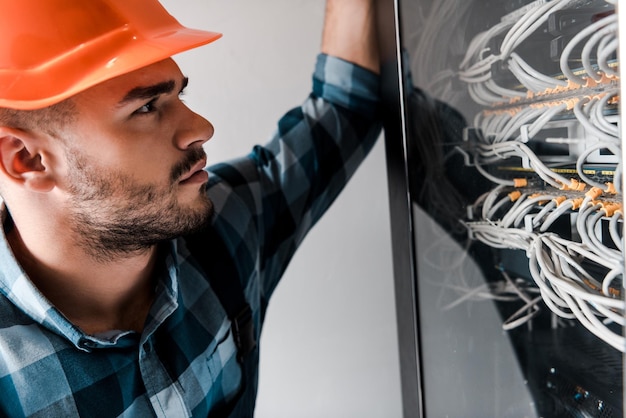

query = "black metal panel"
(380, 0), (624, 416)
(376, 0), (424, 416)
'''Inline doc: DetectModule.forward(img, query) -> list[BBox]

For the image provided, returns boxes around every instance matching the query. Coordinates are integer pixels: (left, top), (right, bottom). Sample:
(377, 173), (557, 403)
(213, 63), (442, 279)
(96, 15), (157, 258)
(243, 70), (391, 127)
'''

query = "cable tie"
(584, 77), (598, 88)
(560, 178), (580, 191)
(594, 91), (607, 100)
(608, 287), (622, 298)
(513, 178), (527, 188)
(585, 186), (603, 200)
(605, 182), (617, 195)
(566, 80), (581, 90)
(600, 73), (618, 84)
(571, 198), (584, 210)
(508, 190), (522, 202)
(553, 196), (567, 206)
(602, 203), (621, 217)
(569, 179), (587, 192)
(565, 98), (579, 110)
(600, 206), (611, 216)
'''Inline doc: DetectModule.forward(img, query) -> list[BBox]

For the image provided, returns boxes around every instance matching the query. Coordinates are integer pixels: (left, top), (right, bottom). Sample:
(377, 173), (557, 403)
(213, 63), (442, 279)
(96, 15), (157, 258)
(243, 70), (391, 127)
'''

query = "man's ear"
(0, 127), (55, 192)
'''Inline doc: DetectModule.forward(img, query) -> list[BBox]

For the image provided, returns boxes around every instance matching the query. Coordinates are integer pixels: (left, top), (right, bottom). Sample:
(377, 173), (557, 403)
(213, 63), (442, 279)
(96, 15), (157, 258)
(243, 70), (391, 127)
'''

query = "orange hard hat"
(0, 0), (221, 110)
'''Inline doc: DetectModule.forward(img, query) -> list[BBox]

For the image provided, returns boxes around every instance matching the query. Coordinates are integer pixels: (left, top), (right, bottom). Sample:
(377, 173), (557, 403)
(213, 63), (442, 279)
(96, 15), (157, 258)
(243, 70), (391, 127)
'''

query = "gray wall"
(160, 1), (402, 416)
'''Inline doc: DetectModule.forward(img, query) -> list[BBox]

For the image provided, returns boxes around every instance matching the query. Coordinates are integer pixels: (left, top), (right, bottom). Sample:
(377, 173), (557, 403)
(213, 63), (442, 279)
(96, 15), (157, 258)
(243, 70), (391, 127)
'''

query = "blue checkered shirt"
(0, 54), (381, 417)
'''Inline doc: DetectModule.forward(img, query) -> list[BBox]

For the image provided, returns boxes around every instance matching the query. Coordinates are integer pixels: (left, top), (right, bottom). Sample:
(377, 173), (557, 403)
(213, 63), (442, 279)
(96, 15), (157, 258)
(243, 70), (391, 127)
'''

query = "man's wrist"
(320, 0), (379, 74)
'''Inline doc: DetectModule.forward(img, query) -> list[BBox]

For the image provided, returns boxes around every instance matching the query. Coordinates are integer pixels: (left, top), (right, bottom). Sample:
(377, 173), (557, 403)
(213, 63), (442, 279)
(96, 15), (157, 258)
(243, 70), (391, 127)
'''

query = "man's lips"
(179, 158), (208, 183)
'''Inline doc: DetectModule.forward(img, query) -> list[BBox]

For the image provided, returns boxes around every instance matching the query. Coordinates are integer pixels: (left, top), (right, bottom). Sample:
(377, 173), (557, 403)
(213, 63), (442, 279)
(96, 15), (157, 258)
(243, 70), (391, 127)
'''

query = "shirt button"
(79, 339), (94, 349)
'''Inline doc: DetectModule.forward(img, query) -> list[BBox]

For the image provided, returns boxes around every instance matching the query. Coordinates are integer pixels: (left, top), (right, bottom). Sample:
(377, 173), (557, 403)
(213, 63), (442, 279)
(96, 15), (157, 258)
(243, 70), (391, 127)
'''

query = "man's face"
(54, 58), (214, 260)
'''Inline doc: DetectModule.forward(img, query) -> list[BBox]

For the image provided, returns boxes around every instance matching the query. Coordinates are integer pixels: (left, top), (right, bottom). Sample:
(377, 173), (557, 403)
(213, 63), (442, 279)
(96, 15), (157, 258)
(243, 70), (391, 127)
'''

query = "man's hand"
(321, 0), (379, 74)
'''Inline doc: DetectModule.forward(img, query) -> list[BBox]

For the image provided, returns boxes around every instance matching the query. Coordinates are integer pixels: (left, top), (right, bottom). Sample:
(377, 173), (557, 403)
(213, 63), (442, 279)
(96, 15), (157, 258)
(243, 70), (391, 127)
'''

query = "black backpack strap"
(184, 226), (257, 362)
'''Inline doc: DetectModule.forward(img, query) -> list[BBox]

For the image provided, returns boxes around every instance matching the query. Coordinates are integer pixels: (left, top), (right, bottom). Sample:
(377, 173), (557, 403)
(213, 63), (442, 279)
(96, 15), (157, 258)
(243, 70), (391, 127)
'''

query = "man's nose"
(175, 105), (214, 150)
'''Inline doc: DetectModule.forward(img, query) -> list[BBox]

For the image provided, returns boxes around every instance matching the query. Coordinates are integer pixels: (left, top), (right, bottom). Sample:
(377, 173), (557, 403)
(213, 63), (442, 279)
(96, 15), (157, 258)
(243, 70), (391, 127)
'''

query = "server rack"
(377, 0), (624, 416)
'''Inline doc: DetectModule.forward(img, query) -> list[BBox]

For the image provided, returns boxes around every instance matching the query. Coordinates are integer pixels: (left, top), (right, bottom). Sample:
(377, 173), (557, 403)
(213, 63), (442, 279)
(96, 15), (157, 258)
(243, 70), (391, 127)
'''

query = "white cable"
(539, 199), (573, 232)
(503, 194), (554, 228)
(512, 196), (554, 228)
(573, 97), (620, 143)
(509, 52), (568, 90)
(485, 79), (526, 99)
(500, 0), (572, 59)
(575, 141), (621, 189)
(459, 21), (511, 70)
(526, 103), (568, 139)
(581, 22), (618, 81)
(565, 292), (625, 352)
(591, 92), (619, 136)
(502, 295), (543, 330)
(609, 212), (623, 251)
(487, 194), (516, 220)
(497, 107), (544, 142)
(458, 1), (623, 352)
(482, 185), (507, 220)
(532, 200), (558, 228)
(597, 37), (619, 76)
(602, 268), (623, 298)
(538, 239), (623, 309)
(482, 142), (571, 188)
(473, 157), (517, 185)
(582, 210), (622, 263)
(551, 235), (622, 273)
(560, 13), (618, 85)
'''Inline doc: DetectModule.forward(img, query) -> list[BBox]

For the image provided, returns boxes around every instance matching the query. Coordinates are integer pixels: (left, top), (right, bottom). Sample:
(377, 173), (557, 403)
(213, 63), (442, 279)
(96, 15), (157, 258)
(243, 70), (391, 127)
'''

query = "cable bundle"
(429, 0), (623, 352)
(466, 184), (624, 351)
(458, 0), (575, 103)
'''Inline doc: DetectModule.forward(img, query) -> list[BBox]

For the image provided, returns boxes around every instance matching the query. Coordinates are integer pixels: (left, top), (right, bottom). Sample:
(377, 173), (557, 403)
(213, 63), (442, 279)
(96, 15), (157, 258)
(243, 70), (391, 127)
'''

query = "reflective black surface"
(380, 0), (623, 416)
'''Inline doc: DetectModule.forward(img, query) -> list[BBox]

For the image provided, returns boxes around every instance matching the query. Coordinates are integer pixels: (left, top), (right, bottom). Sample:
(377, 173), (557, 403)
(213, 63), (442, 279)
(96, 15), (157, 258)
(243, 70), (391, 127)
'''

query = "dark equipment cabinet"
(377, 0), (624, 416)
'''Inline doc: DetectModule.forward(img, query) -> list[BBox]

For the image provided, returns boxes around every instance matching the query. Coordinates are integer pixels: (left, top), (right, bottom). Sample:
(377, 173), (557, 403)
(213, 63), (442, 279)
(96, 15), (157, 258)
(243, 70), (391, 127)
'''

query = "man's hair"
(0, 100), (76, 138)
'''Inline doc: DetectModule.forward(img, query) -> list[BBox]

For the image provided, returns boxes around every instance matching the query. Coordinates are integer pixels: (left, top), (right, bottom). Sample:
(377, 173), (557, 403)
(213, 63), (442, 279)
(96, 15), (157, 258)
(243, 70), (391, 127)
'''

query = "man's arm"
(321, 0), (379, 74)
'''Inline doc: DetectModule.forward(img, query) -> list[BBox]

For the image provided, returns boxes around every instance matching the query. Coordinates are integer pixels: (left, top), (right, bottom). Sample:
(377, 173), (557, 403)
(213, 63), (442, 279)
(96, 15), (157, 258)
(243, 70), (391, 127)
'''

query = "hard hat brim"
(0, 27), (222, 110)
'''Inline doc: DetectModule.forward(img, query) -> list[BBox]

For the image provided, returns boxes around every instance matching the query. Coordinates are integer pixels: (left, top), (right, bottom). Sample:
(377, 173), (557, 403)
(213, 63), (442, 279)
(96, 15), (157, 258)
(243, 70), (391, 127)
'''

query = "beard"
(64, 146), (213, 262)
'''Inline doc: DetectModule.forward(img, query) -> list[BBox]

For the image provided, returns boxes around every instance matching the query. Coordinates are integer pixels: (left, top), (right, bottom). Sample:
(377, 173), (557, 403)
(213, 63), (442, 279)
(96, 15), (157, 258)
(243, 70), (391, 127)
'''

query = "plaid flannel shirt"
(0, 54), (381, 417)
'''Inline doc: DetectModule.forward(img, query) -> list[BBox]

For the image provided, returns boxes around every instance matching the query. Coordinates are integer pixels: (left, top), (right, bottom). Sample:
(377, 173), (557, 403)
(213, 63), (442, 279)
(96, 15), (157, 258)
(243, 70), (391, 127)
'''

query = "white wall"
(160, 2), (402, 416)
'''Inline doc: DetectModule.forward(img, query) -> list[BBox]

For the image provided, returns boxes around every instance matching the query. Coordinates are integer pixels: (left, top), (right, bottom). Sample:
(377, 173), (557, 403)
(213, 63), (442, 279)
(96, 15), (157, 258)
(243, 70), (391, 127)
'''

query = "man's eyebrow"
(117, 77), (189, 106)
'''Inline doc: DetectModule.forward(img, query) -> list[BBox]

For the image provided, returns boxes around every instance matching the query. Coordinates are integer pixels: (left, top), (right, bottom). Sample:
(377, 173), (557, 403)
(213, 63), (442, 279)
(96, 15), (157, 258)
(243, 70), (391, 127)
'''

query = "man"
(0, 0), (380, 416)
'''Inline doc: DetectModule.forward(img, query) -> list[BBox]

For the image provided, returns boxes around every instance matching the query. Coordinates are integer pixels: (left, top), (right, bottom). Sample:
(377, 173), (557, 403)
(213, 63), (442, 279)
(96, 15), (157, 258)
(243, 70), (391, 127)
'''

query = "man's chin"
(183, 198), (214, 233)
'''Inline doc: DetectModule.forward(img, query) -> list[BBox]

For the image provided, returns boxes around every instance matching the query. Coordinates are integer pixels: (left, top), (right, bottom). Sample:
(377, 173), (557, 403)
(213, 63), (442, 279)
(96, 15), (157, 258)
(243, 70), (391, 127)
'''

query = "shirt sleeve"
(207, 53), (382, 305)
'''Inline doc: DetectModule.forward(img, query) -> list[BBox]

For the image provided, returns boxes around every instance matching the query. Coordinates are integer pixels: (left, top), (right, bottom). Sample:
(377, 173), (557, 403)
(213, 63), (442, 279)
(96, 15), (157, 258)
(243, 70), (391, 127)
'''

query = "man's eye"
(135, 99), (158, 115)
